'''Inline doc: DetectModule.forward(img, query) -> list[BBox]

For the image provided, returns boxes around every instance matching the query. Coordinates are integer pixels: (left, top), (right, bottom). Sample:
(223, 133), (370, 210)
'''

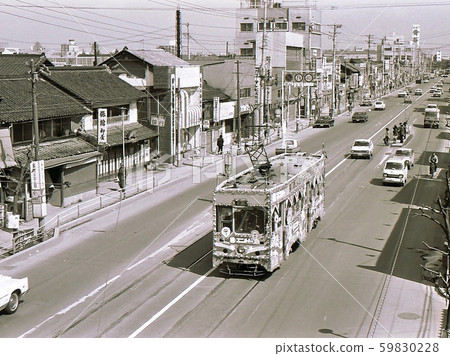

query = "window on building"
(12, 122), (32, 143)
(292, 22), (306, 31)
(12, 117), (73, 144)
(53, 118), (71, 137)
(240, 87), (251, 98)
(240, 47), (254, 57)
(39, 120), (52, 139)
(274, 22), (287, 31)
(240, 23), (253, 32)
(258, 21), (273, 31)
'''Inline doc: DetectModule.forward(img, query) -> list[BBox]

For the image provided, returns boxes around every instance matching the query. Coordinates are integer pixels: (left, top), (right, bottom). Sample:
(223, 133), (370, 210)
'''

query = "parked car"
(397, 90), (407, 97)
(373, 100), (386, 110)
(383, 157), (408, 186)
(393, 148), (415, 169)
(313, 116), (335, 128)
(350, 139), (373, 159)
(352, 111), (369, 123)
(415, 88), (423, 95)
(433, 90), (442, 97)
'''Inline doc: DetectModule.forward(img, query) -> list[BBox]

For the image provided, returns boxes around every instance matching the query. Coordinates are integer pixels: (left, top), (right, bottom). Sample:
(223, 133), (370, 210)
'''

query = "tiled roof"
(0, 54), (53, 78)
(42, 66), (147, 107)
(101, 49), (189, 68)
(0, 77), (91, 123)
(83, 122), (158, 147)
(13, 137), (99, 167)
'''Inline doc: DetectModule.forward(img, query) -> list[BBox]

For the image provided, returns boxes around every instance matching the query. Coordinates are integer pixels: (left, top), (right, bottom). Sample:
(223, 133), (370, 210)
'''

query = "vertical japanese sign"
(213, 96), (220, 122)
(97, 108), (107, 144)
(30, 160), (47, 218)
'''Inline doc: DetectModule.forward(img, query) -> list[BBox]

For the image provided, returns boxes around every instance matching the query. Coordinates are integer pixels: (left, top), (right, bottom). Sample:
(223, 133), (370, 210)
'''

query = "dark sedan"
(313, 116), (335, 128)
(352, 111), (368, 123)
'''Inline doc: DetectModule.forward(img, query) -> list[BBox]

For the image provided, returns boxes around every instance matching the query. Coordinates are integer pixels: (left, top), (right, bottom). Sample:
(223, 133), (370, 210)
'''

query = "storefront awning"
(0, 128), (17, 168)
(187, 106), (202, 122)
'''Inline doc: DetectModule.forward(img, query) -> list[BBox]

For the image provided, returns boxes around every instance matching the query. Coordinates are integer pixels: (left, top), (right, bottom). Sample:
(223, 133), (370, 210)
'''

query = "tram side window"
(234, 207), (265, 234)
(217, 206), (233, 232)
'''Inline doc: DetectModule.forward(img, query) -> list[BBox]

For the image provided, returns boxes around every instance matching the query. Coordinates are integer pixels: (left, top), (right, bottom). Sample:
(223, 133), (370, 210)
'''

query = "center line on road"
(129, 267), (216, 338)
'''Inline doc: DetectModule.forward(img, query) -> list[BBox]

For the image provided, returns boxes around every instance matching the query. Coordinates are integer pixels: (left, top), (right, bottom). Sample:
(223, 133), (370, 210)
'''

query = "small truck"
(424, 104), (440, 128)
(0, 274), (29, 314)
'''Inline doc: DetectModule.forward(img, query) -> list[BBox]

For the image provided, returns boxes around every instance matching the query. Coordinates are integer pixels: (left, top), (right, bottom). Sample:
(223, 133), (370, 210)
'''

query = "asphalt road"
(0, 79), (448, 338)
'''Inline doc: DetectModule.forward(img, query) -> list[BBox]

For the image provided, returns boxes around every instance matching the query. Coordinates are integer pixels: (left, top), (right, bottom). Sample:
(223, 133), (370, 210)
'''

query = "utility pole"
(93, 42), (98, 66)
(235, 60), (241, 149)
(330, 24), (341, 118)
(257, 0), (268, 137)
(176, 7), (182, 58)
(30, 59), (39, 161)
(367, 34), (373, 97)
(185, 23), (190, 60)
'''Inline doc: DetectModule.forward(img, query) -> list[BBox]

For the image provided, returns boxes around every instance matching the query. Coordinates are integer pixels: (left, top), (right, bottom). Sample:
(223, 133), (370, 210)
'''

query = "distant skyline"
(0, 0), (448, 57)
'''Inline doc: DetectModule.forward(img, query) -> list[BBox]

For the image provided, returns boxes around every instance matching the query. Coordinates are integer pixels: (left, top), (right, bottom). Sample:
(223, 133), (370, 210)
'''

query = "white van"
(383, 158), (408, 186)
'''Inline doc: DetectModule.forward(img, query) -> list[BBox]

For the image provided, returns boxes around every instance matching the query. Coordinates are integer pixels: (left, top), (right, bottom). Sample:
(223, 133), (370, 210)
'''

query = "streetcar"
(212, 149), (325, 276)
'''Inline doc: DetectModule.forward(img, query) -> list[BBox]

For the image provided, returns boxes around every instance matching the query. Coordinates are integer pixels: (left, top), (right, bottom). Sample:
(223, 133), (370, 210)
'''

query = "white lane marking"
(21, 213), (209, 337)
(377, 154), (391, 168)
(19, 275), (121, 338)
(324, 104), (413, 178)
(325, 157), (348, 178)
(127, 214), (208, 271)
(369, 105), (411, 141)
(129, 267), (215, 338)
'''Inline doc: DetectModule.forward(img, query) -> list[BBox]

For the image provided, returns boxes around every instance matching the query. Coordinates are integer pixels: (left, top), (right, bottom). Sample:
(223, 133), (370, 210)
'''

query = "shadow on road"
(360, 173), (447, 286)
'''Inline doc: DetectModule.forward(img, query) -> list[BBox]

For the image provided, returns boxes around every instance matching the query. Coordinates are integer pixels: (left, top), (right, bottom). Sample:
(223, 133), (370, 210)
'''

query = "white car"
(397, 90), (407, 97)
(415, 88), (423, 95)
(373, 100), (386, 110)
(351, 139), (374, 159)
(0, 275), (29, 314)
(393, 148), (415, 169)
(383, 157), (408, 186)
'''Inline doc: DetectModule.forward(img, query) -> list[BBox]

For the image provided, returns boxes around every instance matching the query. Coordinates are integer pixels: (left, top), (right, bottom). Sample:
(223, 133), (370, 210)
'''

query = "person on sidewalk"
(217, 134), (224, 154)
(118, 163), (127, 191)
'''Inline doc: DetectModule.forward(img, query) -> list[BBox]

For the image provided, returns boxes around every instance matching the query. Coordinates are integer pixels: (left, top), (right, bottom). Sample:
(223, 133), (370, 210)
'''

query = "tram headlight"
(237, 246), (246, 254)
(251, 230), (260, 244)
(229, 236), (236, 243)
(221, 227), (231, 238)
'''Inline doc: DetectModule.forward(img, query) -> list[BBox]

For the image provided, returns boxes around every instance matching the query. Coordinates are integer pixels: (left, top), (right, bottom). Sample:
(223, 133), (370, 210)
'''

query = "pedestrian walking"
(118, 162), (127, 190)
(217, 134), (224, 154)
(393, 125), (398, 142)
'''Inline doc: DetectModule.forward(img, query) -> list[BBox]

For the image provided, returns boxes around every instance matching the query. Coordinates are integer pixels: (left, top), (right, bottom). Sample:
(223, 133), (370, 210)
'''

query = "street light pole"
(121, 107), (126, 165)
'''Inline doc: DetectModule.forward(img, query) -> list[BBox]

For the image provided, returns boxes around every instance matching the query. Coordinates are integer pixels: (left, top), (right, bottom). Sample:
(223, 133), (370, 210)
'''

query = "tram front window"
(217, 206), (233, 232)
(234, 207), (265, 234)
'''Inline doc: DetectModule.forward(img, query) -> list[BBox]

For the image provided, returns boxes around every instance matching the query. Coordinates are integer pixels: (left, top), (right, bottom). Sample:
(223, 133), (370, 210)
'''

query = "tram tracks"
(51, 246), (213, 337)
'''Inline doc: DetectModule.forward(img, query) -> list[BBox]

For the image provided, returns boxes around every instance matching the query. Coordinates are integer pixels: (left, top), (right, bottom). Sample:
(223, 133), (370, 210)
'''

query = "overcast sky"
(0, 0), (448, 56)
